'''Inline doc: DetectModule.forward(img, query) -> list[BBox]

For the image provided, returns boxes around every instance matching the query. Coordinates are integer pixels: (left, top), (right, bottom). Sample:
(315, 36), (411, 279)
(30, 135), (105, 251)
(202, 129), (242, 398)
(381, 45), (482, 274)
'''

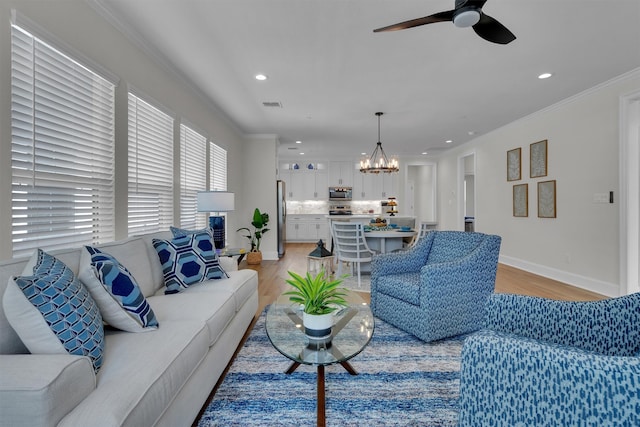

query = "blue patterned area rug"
(197, 311), (465, 426)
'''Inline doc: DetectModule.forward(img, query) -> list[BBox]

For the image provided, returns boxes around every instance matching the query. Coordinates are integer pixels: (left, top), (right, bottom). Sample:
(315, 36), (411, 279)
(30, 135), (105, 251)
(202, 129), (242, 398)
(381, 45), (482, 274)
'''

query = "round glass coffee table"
(265, 290), (374, 427)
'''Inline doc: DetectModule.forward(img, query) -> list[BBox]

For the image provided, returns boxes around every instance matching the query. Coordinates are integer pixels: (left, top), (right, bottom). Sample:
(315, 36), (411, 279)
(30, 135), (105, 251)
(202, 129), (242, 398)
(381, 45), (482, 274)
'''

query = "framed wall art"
(537, 180), (556, 218)
(507, 147), (521, 181)
(530, 139), (548, 178)
(513, 184), (528, 217)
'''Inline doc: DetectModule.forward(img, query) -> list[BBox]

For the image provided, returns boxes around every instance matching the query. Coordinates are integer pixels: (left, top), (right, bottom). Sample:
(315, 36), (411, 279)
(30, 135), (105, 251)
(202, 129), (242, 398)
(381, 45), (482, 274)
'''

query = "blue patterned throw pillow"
(79, 246), (159, 332)
(153, 231), (229, 294)
(5, 250), (105, 372)
(170, 226), (211, 238)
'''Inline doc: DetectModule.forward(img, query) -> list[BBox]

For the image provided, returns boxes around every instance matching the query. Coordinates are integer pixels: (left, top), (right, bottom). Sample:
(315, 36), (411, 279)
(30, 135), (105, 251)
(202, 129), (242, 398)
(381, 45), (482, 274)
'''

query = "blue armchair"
(370, 230), (501, 342)
(459, 293), (640, 426)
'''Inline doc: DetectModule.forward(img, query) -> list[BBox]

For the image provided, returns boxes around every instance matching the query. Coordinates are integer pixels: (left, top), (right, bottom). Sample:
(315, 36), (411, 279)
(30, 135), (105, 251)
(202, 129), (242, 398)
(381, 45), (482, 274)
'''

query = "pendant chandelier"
(360, 112), (399, 174)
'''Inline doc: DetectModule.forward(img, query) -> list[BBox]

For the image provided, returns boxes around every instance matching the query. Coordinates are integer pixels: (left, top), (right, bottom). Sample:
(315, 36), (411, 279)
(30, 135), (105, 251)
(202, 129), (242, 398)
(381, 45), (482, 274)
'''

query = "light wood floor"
(242, 242), (605, 318)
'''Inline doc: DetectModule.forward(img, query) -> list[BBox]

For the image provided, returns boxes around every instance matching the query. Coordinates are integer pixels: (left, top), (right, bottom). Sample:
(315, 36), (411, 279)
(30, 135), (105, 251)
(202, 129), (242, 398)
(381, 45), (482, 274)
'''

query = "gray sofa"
(0, 231), (258, 427)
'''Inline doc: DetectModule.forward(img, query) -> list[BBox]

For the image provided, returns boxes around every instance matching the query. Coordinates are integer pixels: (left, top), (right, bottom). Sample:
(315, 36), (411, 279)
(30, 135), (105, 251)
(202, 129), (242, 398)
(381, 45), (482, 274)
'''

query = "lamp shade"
(197, 191), (235, 212)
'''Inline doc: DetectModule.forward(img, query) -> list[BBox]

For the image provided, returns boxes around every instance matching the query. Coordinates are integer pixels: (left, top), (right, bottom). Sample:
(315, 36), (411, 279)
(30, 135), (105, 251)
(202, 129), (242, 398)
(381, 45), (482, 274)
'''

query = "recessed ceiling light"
(422, 152), (428, 155)
(538, 72), (553, 79)
(295, 140), (302, 144)
(299, 152), (304, 155)
(446, 140), (453, 144)
(468, 131), (476, 136)
(255, 74), (268, 81)
(361, 152), (367, 156)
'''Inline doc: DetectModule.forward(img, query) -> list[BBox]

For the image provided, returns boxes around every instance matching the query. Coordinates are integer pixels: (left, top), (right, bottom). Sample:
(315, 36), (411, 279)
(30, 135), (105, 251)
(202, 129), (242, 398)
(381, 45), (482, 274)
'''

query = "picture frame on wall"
(513, 184), (528, 217)
(538, 180), (556, 218)
(507, 147), (521, 181)
(530, 139), (548, 178)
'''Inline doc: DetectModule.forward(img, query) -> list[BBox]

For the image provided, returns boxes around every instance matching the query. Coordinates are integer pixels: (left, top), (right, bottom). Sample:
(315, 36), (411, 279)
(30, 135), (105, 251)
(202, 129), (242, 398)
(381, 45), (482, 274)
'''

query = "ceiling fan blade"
(374, 10), (454, 33)
(472, 13), (516, 44)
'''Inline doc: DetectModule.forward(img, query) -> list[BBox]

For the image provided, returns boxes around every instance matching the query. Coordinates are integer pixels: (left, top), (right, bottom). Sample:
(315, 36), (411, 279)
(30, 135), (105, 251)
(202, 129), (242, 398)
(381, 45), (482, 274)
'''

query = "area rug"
(197, 311), (465, 427)
(340, 273), (371, 293)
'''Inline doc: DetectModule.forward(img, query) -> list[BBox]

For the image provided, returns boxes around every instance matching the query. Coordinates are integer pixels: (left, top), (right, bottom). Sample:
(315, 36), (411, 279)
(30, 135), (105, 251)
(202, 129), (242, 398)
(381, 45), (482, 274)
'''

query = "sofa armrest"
(484, 293), (640, 356)
(0, 354), (96, 427)
(459, 329), (640, 427)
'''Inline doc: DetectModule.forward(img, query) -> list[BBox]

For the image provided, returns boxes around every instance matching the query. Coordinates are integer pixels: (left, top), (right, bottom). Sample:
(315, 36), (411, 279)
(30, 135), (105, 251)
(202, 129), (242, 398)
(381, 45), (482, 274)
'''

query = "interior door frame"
(457, 151), (476, 231)
(620, 89), (640, 295)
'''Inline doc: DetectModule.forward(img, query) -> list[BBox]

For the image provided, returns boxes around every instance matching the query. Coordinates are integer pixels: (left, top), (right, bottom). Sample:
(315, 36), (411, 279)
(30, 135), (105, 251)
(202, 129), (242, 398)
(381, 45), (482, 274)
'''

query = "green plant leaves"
(283, 269), (348, 315)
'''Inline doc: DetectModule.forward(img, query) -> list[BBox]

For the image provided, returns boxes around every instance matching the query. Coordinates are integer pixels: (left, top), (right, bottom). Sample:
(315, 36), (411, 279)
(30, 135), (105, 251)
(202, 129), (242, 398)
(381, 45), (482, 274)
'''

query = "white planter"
(302, 312), (333, 339)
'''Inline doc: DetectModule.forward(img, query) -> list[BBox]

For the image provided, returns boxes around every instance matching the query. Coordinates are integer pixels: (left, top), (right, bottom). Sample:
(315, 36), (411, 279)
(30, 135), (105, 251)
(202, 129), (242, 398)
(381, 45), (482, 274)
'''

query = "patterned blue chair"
(370, 230), (501, 342)
(459, 293), (640, 426)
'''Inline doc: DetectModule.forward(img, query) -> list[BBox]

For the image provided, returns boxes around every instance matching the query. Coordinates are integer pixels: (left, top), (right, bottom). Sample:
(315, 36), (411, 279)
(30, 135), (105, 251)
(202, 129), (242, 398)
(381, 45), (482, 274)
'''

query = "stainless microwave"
(329, 186), (352, 201)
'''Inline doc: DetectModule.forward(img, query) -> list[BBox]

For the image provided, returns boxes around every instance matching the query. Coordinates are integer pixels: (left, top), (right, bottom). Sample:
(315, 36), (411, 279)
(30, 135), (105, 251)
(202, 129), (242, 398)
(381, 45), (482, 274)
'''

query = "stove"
(329, 205), (352, 215)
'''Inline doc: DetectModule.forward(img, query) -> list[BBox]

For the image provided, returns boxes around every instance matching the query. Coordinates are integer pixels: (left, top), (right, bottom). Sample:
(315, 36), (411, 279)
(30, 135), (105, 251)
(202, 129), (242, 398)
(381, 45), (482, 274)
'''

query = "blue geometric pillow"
(170, 226), (210, 238)
(153, 231), (229, 294)
(6, 250), (105, 372)
(79, 246), (159, 332)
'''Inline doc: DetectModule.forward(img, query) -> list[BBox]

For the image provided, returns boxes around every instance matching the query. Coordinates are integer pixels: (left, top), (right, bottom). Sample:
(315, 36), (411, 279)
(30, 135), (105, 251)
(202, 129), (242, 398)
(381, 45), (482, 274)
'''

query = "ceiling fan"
(374, 0), (516, 45)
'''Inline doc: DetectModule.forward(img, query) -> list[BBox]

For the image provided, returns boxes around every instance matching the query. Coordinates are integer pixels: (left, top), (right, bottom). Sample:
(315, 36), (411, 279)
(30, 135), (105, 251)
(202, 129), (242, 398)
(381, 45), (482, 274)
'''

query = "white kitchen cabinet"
(328, 161), (355, 187)
(278, 163), (328, 201)
(353, 172), (397, 200)
(286, 215), (327, 242)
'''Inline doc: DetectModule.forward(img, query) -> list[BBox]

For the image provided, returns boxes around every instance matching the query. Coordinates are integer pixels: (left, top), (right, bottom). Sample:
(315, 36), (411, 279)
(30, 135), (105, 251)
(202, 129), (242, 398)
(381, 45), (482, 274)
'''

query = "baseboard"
(262, 250), (279, 261)
(498, 255), (620, 298)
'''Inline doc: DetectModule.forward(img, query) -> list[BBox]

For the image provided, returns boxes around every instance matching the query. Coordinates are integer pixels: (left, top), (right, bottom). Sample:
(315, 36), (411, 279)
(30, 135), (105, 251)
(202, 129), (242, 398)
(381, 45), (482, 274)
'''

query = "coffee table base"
(284, 361), (358, 427)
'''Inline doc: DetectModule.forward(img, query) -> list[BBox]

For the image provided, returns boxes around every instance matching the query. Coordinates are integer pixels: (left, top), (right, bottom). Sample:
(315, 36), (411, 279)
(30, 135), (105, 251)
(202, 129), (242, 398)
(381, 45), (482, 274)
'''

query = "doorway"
(458, 152), (476, 231)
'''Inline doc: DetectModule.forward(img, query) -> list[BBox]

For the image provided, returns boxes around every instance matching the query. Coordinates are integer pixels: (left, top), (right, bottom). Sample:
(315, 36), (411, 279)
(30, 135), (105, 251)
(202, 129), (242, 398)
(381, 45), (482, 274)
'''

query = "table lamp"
(197, 191), (235, 250)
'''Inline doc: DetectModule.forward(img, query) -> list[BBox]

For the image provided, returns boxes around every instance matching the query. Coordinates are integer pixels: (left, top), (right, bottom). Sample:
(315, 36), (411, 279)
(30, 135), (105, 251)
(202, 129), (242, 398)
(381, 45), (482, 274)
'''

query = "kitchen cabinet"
(328, 161), (355, 187)
(286, 215), (327, 242)
(353, 172), (397, 200)
(278, 163), (327, 201)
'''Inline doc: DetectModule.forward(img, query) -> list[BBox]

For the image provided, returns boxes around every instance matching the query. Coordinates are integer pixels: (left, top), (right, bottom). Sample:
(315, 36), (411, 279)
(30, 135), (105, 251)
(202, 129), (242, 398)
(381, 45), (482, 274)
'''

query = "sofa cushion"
(3, 250), (105, 372)
(0, 354), (95, 427)
(79, 247), (158, 332)
(153, 232), (228, 294)
(180, 270), (258, 312)
(58, 320), (209, 427)
(376, 272), (421, 306)
(147, 287), (237, 346)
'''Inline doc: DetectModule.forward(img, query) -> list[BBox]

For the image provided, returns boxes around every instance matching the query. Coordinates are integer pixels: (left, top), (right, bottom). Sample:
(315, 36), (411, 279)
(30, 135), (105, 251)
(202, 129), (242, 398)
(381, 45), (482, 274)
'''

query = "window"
(128, 93), (174, 236)
(11, 24), (115, 258)
(210, 142), (227, 191)
(179, 124), (207, 229)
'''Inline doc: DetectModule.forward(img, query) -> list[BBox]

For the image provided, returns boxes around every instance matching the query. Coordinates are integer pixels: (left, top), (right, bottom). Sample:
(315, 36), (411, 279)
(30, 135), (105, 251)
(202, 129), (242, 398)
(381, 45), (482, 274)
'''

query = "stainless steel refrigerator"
(276, 180), (286, 257)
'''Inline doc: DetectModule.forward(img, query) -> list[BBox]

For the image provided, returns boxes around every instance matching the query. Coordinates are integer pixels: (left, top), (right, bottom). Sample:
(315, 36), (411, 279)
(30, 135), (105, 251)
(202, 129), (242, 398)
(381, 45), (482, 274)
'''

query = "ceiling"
(94, 0), (640, 160)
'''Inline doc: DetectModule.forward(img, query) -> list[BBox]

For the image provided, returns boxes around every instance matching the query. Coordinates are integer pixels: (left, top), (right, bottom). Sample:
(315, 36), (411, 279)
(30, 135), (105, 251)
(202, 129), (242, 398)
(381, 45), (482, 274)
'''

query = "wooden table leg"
(339, 360), (358, 375)
(284, 361), (301, 375)
(317, 365), (325, 427)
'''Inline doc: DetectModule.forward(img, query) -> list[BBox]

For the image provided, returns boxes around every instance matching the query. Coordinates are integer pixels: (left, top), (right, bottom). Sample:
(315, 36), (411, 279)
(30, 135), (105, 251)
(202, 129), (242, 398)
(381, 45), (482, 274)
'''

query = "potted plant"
(283, 269), (348, 339)
(237, 208), (270, 265)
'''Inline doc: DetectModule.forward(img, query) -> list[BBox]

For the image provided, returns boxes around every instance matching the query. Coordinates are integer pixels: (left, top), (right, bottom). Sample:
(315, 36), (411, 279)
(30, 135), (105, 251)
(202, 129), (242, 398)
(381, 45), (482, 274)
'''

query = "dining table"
(364, 228), (417, 253)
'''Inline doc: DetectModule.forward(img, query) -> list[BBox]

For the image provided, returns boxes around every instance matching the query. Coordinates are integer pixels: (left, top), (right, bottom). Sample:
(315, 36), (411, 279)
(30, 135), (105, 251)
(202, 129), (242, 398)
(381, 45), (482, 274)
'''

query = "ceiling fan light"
(453, 10), (480, 28)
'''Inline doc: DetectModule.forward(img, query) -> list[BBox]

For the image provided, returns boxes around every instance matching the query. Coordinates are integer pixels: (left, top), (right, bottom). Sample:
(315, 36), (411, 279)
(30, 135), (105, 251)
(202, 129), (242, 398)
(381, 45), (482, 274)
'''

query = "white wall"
(0, 1), (259, 258)
(437, 70), (640, 297)
(238, 135), (279, 260)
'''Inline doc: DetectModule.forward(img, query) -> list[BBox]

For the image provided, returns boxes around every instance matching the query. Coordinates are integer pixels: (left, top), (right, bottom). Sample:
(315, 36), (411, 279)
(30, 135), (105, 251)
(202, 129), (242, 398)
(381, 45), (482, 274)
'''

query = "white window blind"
(210, 142), (227, 191)
(180, 124), (207, 229)
(128, 93), (174, 236)
(10, 24), (115, 258)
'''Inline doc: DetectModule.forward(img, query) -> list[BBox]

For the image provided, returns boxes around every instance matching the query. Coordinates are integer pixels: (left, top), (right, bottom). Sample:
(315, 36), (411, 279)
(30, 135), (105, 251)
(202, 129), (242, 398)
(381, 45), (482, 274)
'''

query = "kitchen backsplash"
(286, 200), (384, 215)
